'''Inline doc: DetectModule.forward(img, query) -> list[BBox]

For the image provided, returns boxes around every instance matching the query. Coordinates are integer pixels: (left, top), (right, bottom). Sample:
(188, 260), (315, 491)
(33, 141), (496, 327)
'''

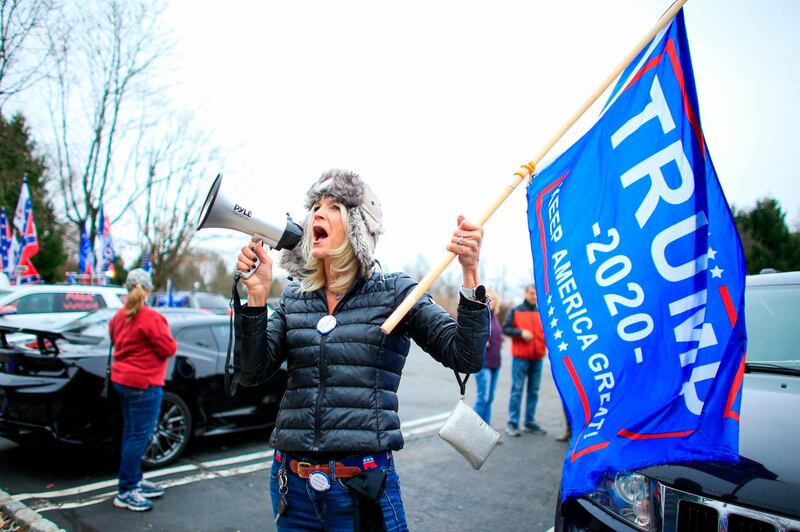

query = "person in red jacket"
(502, 284), (547, 437)
(109, 269), (177, 512)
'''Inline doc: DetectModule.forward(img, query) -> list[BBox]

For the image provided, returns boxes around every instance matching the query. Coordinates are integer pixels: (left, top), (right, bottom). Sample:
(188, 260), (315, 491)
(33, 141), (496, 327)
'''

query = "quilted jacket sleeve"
(234, 299), (288, 387)
(395, 273), (489, 374)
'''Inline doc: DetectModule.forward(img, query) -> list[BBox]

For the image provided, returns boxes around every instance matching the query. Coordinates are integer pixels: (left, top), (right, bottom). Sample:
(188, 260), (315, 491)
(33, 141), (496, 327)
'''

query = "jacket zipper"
(312, 278), (365, 451)
(313, 333), (327, 451)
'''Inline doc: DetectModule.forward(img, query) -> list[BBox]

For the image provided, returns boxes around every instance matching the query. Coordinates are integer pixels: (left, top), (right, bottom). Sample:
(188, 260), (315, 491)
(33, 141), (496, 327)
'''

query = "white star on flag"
(547, 295), (552, 304)
(558, 341), (568, 352)
(711, 265), (724, 278)
(550, 317), (558, 328)
(707, 247), (717, 260)
(548, 307), (555, 317)
(554, 329), (563, 339)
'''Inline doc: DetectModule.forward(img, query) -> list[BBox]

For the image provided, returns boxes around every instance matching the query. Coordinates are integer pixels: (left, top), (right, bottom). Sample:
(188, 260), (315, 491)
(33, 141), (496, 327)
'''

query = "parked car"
(556, 271), (800, 531)
(148, 290), (230, 315)
(0, 313), (287, 467)
(3, 307), (203, 348)
(0, 284), (127, 330)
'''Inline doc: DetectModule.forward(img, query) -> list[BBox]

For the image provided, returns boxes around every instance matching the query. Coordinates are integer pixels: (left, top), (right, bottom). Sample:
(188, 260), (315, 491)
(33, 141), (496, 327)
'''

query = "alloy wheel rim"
(143, 400), (188, 465)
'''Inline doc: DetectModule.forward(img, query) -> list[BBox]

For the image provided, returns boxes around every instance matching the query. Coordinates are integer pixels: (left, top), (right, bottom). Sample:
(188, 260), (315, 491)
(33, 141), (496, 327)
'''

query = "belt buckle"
(296, 461), (312, 476)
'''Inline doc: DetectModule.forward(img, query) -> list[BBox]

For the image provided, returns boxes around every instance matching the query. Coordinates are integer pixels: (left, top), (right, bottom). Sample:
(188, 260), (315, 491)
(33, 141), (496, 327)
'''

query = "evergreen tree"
(0, 113), (66, 282)
(733, 198), (800, 274)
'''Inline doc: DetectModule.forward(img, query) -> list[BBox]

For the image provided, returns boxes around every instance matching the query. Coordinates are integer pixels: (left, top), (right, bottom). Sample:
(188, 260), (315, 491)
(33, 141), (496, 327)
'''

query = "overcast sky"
(19, 0), (800, 291)
(157, 0), (799, 290)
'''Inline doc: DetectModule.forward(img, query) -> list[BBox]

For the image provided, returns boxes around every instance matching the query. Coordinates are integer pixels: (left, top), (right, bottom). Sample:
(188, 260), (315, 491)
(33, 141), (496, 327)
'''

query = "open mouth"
(313, 226), (328, 244)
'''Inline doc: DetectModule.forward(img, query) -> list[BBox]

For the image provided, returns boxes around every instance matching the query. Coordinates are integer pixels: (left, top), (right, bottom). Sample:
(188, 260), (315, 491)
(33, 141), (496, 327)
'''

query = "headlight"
(586, 471), (657, 530)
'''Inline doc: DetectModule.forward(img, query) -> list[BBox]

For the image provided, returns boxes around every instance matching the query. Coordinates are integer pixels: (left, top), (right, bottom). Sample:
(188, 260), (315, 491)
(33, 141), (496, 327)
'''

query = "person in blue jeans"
(502, 285), (547, 437)
(235, 170), (490, 530)
(109, 269), (178, 511)
(269, 451), (407, 531)
(474, 290), (503, 425)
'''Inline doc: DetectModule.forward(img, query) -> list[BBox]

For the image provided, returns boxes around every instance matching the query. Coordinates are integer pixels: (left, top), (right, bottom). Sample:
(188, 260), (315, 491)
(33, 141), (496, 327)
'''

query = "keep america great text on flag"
(526, 10), (747, 500)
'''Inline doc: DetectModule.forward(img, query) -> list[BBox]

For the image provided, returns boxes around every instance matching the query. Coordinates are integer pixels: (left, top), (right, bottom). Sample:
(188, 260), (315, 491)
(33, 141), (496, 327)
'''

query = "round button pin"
(316, 315), (337, 335)
(308, 471), (331, 492)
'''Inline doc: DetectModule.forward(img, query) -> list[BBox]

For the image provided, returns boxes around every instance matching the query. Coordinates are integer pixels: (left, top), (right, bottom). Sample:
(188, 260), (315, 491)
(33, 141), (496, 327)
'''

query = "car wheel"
(142, 391), (192, 468)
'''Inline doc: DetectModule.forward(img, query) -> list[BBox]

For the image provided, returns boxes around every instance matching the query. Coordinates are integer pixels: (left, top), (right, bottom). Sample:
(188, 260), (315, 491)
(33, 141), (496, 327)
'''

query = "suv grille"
(728, 514), (776, 532)
(677, 500), (718, 532)
(662, 484), (800, 532)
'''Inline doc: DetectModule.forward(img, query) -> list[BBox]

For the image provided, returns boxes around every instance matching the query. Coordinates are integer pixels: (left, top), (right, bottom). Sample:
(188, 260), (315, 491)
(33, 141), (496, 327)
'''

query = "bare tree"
(131, 110), (219, 290)
(44, 0), (171, 240)
(405, 254), (462, 316)
(0, 0), (54, 109)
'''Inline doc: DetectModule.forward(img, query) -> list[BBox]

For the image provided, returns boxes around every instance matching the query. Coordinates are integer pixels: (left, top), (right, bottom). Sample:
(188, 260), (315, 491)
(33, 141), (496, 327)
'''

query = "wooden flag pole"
(380, 0), (689, 334)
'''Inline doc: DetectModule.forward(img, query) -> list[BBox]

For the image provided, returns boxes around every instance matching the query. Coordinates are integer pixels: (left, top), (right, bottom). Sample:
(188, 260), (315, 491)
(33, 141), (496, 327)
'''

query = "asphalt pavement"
(1, 343), (569, 531)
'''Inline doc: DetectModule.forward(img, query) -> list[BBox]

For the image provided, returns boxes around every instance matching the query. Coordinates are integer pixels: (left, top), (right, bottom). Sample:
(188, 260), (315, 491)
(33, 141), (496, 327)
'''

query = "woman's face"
(310, 198), (347, 259)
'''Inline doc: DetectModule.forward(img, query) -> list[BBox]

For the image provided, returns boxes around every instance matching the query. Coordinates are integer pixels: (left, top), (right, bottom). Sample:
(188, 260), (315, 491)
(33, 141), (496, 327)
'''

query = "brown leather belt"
(289, 459), (363, 479)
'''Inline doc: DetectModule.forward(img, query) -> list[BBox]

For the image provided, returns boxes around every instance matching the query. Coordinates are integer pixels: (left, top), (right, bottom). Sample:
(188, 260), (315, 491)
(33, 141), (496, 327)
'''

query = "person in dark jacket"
(109, 269), (178, 512)
(473, 289), (503, 425)
(502, 284), (546, 437)
(235, 169), (490, 531)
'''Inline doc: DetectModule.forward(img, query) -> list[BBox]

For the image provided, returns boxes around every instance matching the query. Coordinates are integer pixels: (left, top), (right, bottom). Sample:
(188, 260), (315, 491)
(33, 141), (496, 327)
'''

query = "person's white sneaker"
(114, 490), (153, 512)
(505, 426), (521, 437)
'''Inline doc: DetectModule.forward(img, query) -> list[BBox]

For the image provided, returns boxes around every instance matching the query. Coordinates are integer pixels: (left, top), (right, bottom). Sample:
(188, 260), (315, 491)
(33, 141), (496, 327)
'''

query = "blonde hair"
(125, 284), (148, 319)
(299, 202), (360, 294)
(487, 290), (500, 313)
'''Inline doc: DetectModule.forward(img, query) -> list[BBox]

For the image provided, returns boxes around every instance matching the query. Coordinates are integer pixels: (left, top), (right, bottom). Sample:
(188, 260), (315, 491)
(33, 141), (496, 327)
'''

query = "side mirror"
(0, 305), (18, 316)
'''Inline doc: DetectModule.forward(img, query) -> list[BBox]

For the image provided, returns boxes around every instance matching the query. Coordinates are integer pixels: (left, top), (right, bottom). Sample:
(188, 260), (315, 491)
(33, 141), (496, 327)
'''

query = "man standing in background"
(503, 284), (546, 437)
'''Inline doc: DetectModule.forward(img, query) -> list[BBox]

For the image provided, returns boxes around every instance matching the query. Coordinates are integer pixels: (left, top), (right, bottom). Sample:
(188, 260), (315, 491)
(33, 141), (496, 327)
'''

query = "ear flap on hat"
(348, 207), (377, 278)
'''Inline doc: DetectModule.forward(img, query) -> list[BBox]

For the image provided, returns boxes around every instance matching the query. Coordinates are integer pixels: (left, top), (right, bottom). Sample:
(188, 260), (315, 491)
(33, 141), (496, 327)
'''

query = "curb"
(0, 491), (64, 532)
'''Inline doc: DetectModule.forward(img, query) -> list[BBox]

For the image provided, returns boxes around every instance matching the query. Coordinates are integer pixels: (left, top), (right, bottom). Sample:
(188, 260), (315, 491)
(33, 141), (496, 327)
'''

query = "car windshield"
(195, 293), (229, 310)
(745, 283), (799, 370)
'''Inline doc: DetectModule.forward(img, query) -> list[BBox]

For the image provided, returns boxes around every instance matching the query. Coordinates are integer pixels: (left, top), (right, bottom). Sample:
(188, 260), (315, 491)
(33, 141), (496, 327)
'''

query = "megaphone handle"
(237, 240), (270, 280)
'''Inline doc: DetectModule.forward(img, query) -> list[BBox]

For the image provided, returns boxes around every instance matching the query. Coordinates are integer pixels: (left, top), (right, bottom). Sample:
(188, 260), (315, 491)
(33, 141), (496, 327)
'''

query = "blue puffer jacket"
(236, 271), (489, 454)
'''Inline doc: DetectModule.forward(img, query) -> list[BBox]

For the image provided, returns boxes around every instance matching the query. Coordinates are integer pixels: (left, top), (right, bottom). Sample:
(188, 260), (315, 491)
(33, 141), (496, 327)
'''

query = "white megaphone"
(197, 174), (303, 279)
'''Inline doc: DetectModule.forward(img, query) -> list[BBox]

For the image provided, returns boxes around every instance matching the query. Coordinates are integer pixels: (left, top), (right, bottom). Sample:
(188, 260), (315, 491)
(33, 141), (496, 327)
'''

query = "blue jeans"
(269, 455), (408, 531)
(473, 367), (500, 424)
(114, 383), (163, 493)
(507, 358), (543, 429)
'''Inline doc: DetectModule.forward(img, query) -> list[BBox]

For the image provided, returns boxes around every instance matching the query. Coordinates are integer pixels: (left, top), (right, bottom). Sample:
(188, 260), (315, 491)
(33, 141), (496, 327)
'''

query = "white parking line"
(399, 411), (450, 429)
(13, 410), (451, 507)
(199, 449), (274, 468)
(32, 462), (273, 512)
(13, 464), (199, 501)
(402, 421), (446, 438)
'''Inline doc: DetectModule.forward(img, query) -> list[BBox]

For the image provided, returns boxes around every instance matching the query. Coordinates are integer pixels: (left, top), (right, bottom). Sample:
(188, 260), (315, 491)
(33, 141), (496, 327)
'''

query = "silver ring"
(456, 236), (464, 246)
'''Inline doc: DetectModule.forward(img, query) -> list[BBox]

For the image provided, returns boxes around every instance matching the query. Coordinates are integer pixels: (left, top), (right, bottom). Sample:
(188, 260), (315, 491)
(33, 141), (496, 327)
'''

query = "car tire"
(142, 391), (192, 468)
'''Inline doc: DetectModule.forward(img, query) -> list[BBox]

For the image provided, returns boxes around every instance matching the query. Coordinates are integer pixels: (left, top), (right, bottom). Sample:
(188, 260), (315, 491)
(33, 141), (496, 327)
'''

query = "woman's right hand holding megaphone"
(238, 240), (272, 307)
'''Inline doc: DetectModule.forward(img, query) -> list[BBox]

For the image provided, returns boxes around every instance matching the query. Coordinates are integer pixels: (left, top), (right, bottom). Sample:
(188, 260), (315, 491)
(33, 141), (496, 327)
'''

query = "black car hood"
(640, 372), (800, 518)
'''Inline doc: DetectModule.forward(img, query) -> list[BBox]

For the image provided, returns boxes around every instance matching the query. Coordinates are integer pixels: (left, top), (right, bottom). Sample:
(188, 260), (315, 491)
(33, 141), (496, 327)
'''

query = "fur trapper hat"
(279, 169), (383, 278)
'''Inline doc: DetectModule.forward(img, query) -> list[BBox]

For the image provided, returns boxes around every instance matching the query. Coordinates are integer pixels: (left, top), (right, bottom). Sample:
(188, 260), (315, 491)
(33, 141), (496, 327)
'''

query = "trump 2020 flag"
(526, 11), (746, 500)
(0, 208), (12, 275)
(94, 204), (116, 274)
(12, 177), (41, 284)
(79, 219), (94, 279)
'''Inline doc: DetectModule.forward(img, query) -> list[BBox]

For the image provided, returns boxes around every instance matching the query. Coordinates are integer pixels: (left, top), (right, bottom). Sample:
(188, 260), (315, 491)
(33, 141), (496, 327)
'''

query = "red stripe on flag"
(617, 428), (695, 440)
(664, 39), (706, 158)
(570, 441), (610, 463)
(623, 54), (663, 92)
(563, 356), (590, 425)
(535, 172), (569, 294)
(621, 39), (705, 158)
(719, 285), (737, 327)
(724, 354), (746, 422)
